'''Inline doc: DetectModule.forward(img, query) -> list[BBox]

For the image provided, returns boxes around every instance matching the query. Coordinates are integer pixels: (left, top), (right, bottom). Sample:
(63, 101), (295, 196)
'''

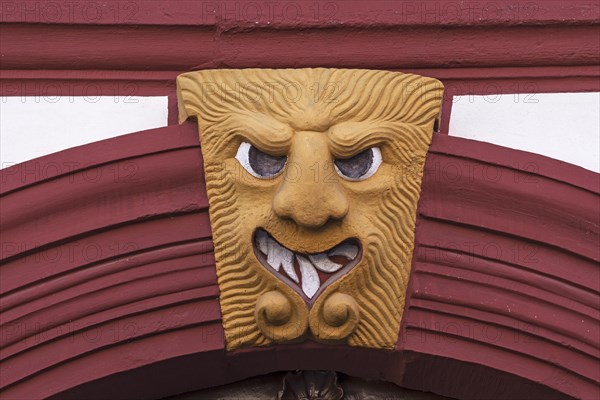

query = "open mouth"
(253, 229), (362, 303)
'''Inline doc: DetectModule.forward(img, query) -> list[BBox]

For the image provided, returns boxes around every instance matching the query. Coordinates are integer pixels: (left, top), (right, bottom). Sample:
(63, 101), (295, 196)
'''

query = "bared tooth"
(309, 254), (343, 272)
(328, 243), (359, 260)
(265, 237), (299, 283)
(297, 256), (320, 298)
(266, 237), (283, 272)
(280, 250), (299, 283)
(256, 230), (268, 254)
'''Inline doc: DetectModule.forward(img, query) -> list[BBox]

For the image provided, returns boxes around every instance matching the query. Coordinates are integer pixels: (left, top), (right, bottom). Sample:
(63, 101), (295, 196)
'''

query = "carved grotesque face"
(177, 69), (443, 350)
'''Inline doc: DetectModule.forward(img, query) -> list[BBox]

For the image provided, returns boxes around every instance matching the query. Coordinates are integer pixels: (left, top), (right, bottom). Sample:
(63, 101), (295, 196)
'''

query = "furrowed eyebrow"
(328, 121), (395, 158)
(228, 113), (294, 156)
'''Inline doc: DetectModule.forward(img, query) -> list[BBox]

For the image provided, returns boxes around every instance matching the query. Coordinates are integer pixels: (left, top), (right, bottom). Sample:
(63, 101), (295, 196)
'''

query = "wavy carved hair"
(178, 69), (443, 349)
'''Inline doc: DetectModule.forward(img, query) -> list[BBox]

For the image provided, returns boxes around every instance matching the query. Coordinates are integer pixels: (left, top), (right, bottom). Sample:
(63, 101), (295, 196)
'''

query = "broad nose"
(273, 131), (348, 228)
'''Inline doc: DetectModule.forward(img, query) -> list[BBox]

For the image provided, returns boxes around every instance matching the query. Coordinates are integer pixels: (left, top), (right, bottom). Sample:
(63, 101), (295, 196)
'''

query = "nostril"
(294, 213), (332, 229)
(272, 176), (349, 227)
(333, 203), (349, 220)
(281, 204), (346, 229)
(329, 191), (349, 220)
(273, 194), (335, 228)
(332, 193), (349, 219)
(272, 191), (292, 219)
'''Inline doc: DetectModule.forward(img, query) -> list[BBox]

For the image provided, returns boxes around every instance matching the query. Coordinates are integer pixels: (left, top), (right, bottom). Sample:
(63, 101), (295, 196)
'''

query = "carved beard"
(334, 175), (418, 347)
(204, 145), (425, 350)
(178, 68), (442, 350)
(203, 160), (308, 348)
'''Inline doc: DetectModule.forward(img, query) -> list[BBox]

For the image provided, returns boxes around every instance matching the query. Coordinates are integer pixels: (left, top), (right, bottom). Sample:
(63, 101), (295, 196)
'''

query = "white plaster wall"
(0, 96), (168, 168)
(449, 92), (600, 173)
(3, 93), (598, 173)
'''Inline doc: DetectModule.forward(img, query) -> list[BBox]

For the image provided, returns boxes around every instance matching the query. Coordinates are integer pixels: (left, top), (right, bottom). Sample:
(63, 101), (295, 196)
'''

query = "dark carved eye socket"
(334, 147), (382, 181)
(236, 142), (286, 178)
(249, 145), (286, 177)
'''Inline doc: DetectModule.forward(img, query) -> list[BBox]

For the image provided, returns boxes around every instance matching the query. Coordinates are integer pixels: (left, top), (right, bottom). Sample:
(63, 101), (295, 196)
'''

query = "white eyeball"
(334, 147), (382, 181)
(235, 142), (287, 178)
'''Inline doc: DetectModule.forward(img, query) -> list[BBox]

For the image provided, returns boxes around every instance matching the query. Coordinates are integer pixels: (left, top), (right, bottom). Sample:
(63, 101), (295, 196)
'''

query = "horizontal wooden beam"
(0, 0), (598, 26)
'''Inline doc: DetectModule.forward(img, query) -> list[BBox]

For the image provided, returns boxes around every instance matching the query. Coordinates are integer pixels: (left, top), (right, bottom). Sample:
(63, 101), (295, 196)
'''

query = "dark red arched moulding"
(1, 122), (597, 400)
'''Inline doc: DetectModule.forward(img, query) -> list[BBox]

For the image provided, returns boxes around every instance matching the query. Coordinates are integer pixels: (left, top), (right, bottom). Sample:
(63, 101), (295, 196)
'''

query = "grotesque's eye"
(334, 147), (382, 181)
(235, 142), (287, 178)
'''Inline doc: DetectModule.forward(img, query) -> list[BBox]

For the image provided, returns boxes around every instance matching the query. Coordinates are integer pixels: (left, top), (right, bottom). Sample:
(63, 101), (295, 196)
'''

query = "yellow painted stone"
(177, 68), (444, 350)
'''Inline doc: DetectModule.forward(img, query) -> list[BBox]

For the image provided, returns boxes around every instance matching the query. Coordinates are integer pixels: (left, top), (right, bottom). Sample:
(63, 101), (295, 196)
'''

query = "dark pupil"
(334, 149), (373, 178)
(248, 145), (286, 177)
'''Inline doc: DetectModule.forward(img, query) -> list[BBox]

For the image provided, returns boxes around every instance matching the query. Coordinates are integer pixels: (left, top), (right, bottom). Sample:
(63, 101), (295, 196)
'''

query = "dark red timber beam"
(0, 124), (222, 398)
(1, 1), (599, 398)
(1, 1), (599, 127)
(400, 135), (600, 399)
(0, 123), (597, 399)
